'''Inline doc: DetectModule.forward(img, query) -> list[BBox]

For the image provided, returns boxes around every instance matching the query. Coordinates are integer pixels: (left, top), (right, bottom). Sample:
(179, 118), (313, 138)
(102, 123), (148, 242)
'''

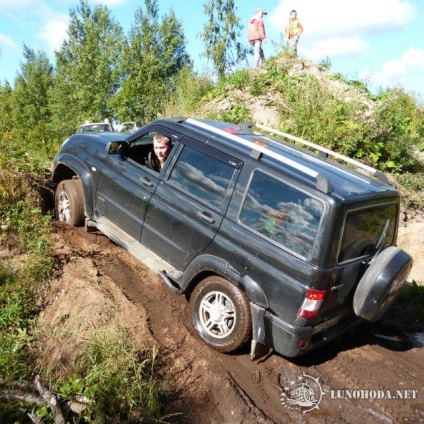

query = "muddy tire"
(353, 247), (413, 322)
(55, 179), (85, 227)
(190, 276), (252, 353)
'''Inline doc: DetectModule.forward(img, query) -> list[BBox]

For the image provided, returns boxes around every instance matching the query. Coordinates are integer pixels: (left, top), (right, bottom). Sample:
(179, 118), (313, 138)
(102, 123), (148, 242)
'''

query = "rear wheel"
(55, 179), (84, 227)
(353, 247), (413, 322)
(190, 276), (252, 353)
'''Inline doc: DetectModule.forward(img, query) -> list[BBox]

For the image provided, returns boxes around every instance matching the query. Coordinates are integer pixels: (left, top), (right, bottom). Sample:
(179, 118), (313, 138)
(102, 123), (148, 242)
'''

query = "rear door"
(141, 137), (242, 270)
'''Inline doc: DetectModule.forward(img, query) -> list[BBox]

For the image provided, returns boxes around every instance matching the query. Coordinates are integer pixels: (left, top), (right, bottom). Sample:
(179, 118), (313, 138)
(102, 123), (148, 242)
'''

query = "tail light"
(298, 289), (326, 319)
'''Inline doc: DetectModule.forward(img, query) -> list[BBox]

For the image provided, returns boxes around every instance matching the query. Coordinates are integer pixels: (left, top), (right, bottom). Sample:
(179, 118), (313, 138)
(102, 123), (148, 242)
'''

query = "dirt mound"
(35, 227), (155, 375)
(201, 57), (374, 128)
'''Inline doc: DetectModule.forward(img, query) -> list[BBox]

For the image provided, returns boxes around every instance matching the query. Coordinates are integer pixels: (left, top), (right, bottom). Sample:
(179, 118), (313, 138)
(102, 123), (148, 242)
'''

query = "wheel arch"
(53, 154), (94, 218)
(181, 254), (269, 309)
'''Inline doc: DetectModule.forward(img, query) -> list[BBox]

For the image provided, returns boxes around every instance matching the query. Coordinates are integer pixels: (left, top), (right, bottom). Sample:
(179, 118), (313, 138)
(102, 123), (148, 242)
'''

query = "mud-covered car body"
(52, 118), (412, 358)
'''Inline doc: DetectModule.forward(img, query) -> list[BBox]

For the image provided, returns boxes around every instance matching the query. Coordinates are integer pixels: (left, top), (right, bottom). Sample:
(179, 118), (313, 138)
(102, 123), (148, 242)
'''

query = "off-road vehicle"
(52, 118), (413, 358)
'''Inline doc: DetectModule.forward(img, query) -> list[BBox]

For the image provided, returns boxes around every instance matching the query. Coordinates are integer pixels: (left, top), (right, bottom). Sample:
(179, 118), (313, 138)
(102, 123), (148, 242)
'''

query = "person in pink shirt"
(247, 8), (267, 69)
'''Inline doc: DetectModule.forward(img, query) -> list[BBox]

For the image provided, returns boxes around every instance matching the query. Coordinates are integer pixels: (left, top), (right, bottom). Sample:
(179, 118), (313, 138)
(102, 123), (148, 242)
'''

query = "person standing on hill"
(248, 8), (267, 69)
(285, 10), (303, 56)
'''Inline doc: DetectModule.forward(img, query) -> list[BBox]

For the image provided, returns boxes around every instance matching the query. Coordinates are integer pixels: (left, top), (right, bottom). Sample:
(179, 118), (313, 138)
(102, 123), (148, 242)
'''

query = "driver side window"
(126, 131), (175, 173)
(126, 133), (154, 166)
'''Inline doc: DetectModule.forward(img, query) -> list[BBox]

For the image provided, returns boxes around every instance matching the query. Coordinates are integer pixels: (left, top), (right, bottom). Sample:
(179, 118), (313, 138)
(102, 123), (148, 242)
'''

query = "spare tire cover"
(353, 246), (413, 322)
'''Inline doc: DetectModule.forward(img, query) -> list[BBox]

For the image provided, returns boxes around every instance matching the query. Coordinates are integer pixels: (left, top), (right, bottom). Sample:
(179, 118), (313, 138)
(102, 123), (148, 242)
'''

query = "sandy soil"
(32, 220), (424, 424)
(397, 219), (424, 283)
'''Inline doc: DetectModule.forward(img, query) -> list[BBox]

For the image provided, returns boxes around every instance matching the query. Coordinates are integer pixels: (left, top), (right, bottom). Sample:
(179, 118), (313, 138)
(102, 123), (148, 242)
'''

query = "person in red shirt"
(248, 8), (267, 68)
(285, 10), (304, 56)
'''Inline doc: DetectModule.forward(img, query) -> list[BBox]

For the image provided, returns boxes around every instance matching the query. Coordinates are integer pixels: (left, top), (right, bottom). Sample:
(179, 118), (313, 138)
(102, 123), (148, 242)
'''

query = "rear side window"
(338, 203), (398, 263)
(168, 146), (236, 210)
(239, 170), (323, 258)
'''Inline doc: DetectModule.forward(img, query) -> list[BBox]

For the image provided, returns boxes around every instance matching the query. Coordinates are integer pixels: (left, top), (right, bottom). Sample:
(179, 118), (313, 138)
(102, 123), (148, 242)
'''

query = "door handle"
(197, 211), (216, 224)
(140, 177), (154, 187)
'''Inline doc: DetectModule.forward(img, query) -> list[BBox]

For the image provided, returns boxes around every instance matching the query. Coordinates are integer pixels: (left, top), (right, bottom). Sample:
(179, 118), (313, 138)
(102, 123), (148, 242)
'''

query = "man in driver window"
(149, 133), (172, 171)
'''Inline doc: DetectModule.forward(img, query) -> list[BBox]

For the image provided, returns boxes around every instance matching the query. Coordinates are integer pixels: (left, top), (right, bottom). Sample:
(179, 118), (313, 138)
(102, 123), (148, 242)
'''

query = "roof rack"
(184, 118), (332, 194)
(255, 123), (389, 185)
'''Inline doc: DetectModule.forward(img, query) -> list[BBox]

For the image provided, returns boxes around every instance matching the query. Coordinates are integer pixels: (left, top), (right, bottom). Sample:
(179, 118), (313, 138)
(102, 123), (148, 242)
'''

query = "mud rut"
(54, 223), (424, 424)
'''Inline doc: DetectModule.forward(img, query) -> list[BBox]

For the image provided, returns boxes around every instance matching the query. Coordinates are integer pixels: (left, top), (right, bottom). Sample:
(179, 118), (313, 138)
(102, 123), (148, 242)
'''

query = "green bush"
(318, 56), (332, 71)
(0, 161), (172, 423)
(56, 330), (171, 423)
(165, 67), (214, 116)
(206, 103), (251, 123)
(0, 166), (53, 386)
(394, 172), (424, 209)
(225, 69), (250, 89)
(398, 281), (424, 317)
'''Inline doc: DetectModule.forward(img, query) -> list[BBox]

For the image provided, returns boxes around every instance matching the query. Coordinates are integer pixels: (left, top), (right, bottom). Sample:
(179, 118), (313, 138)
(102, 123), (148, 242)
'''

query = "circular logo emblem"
(280, 371), (325, 415)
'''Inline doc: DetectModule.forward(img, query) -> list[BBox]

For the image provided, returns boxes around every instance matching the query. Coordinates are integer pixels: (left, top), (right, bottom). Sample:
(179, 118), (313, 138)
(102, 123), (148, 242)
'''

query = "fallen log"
(0, 375), (90, 423)
(34, 375), (65, 424)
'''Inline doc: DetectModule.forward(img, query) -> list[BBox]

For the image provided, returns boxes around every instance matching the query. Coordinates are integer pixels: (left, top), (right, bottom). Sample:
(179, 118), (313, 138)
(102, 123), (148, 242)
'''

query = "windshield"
(338, 203), (398, 263)
(81, 124), (112, 133)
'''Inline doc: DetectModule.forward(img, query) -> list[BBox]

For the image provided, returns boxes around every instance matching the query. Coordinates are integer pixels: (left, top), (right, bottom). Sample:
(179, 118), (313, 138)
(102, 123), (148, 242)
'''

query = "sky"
(0, 0), (423, 102)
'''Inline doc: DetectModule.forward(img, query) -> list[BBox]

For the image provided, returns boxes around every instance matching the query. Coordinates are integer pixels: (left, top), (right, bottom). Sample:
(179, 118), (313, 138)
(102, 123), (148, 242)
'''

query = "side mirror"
(107, 141), (127, 155)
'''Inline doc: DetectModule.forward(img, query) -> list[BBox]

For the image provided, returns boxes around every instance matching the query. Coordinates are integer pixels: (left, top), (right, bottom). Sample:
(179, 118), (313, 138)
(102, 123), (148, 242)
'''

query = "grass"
(0, 268), (36, 381)
(0, 164), (54, 422)
(54, 328), (172, 423)
(0, 166), (52, 382)
(0, 163), (171, 423)
(393, 172), (424, 210)
(0, 231), (51, 422)
(398, 280), (424, 317)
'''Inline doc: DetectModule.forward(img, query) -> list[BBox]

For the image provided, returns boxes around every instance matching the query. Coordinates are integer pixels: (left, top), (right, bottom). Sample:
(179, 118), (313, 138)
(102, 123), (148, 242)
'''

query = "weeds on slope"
(0, 158), (171, 422)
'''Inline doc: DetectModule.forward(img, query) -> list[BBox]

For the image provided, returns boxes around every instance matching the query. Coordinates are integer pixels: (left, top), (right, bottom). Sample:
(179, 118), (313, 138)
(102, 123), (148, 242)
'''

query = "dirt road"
(40, 223), (424, 424)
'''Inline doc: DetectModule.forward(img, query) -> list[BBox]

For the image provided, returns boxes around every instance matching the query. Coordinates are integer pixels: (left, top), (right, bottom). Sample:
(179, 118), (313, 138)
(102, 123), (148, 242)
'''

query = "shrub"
(56, 329), (171, 423)
(206, 103), (251, 123)
(165, 67), (214, 116)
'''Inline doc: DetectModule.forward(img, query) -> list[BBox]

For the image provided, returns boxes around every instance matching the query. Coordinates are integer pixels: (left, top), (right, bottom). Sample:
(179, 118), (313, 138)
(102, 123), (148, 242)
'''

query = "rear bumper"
(252, 304), (363, 357)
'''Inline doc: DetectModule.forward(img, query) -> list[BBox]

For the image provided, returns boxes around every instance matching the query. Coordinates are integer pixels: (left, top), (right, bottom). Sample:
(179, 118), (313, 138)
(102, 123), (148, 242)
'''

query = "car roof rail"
(185, 118), (332, 194)
(166, 116), (187, 124)
(256, 123), (390, 185)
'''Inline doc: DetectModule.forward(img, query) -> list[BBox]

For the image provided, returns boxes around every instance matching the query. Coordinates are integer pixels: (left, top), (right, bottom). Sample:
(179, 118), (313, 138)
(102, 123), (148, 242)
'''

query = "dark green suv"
(52, 118), (413, 358)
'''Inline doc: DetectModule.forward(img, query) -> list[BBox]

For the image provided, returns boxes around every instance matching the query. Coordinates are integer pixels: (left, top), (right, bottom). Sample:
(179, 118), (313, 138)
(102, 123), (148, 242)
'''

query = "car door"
(141, 136), (242, 270)
(94, 127), (178, 240)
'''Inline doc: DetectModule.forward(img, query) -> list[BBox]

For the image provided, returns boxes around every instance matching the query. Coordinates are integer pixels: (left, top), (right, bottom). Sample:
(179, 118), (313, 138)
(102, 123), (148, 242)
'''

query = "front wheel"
(189, 276), (252, 353)
(54, 179), (84, 227)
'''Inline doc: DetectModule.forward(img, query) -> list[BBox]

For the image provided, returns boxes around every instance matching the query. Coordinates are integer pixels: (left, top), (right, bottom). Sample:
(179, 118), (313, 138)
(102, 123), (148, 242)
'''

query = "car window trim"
(125, 125), (182, 144)
(181, 136), (243, 169)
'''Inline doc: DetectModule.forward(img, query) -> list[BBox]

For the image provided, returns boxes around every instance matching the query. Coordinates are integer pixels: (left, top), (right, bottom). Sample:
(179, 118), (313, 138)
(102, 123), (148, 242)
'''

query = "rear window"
(239, 170), (323, 258)
(338, 203), (398, 263)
